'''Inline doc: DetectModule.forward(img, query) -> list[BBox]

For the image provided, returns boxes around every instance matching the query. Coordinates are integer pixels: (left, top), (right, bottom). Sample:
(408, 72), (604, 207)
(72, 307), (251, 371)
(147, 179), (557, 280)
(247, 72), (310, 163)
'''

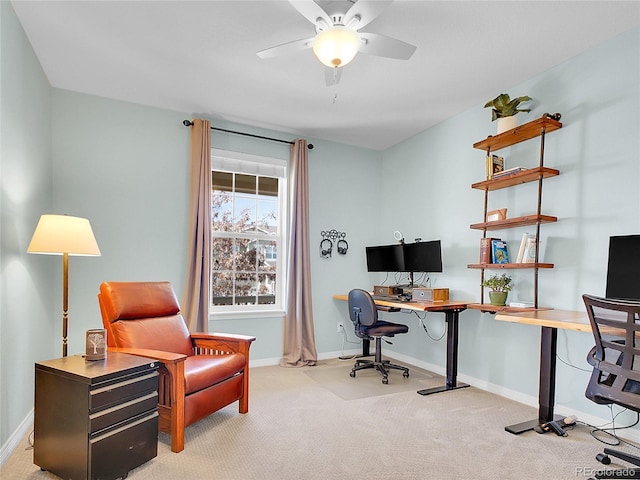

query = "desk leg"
(505, 326), (559, 434)
(417, 309), (470, 396)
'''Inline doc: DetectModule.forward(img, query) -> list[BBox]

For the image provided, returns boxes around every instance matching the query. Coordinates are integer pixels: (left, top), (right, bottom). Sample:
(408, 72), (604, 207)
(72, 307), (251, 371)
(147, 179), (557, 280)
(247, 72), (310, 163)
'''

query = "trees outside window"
(210, 150), (286, 314)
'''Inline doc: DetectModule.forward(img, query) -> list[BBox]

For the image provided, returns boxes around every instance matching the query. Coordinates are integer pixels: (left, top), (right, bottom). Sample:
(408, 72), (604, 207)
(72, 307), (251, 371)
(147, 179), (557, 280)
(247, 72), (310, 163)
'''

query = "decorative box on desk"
(34, 352), (159, 480)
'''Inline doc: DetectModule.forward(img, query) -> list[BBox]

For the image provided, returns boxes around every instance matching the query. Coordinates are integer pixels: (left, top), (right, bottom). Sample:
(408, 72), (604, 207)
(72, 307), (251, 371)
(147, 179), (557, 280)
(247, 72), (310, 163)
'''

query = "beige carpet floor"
(2, 358), (639, 479)
(304, 358), (436, 400)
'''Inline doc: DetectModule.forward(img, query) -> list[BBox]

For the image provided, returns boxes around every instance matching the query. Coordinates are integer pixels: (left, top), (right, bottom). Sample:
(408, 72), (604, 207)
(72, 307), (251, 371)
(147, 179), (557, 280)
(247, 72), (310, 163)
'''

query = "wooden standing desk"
(495, 309), (590, 434)
(334, 295), (469, 395)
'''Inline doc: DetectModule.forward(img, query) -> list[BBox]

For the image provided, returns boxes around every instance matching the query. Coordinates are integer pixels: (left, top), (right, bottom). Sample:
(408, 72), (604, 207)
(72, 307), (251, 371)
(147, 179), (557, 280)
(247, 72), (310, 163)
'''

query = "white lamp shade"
(28, 214), (101, 256)
(313, 26), (360, 68)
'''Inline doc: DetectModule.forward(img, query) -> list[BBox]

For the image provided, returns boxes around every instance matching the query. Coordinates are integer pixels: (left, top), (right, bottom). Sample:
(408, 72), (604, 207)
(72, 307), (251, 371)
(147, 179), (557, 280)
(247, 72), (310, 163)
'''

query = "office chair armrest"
(586, 345), (598, 367)
(191, 333), (256, 357)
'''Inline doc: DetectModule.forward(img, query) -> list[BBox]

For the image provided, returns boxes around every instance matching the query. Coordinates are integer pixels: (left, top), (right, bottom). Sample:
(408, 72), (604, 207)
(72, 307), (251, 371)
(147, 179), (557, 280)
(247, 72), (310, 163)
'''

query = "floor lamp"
(28, 214), (101, 357)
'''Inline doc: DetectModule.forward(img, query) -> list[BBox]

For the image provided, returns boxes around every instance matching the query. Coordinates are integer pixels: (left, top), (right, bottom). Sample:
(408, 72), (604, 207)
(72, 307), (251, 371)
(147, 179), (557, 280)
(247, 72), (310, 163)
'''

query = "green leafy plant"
(484, 93), (532, 121)
(482, 273), (513, 292)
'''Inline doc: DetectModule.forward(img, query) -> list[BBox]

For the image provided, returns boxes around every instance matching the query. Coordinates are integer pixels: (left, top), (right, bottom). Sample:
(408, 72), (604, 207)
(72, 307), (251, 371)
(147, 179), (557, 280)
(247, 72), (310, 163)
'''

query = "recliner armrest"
(107, 346), (187, 364)
(190, 333), (256, 357)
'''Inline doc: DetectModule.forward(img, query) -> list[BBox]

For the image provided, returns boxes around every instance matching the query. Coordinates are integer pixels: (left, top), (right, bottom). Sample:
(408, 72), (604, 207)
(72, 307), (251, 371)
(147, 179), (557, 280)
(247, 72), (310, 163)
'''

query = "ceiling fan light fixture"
(312, 26), (360, 68)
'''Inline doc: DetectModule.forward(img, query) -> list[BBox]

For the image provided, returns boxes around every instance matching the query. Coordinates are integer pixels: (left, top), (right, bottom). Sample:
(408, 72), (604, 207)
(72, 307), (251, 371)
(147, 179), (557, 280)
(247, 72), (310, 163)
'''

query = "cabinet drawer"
(89, 411), (158, 480)
(90, 391), (157, 433)
(90, 372), (158, 411)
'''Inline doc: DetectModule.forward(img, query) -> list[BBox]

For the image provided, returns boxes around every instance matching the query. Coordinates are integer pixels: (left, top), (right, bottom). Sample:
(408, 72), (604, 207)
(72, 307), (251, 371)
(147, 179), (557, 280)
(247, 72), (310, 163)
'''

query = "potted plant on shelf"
(484, 93), (532, 134)
(482, 273), (513, 306)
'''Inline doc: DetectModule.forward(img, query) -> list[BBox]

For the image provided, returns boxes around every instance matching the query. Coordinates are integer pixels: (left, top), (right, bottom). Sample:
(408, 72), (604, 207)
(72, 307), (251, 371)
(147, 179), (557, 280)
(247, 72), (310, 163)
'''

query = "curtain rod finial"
(183, 120), (194, 127)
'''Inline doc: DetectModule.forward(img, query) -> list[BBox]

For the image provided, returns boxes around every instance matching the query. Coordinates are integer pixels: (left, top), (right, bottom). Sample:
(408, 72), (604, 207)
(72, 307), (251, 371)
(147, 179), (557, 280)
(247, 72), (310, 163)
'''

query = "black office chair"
(582, 294), (640, 479)
(347, 289), (410, 384)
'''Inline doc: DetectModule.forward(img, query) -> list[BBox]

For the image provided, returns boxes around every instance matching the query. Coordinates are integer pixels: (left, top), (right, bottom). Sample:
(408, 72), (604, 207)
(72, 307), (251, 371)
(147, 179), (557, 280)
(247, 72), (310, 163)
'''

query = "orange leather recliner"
(98, 281), (255, 453)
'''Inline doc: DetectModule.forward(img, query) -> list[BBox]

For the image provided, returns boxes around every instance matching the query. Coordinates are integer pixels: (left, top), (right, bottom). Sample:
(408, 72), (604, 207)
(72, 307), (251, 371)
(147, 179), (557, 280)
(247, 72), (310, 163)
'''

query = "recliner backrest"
(99, 281), (194, 357)
(348, 289), (378, 328)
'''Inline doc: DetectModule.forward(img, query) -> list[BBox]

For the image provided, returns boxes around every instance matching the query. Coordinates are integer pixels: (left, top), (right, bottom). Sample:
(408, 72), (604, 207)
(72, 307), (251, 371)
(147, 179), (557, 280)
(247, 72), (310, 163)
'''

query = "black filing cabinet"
(34, 352), (159, 480)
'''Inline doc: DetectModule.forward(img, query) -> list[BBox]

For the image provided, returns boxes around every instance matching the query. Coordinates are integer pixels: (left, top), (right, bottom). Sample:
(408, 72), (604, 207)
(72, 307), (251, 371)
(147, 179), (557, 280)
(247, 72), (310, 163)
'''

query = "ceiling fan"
(256, 0), (417, 85)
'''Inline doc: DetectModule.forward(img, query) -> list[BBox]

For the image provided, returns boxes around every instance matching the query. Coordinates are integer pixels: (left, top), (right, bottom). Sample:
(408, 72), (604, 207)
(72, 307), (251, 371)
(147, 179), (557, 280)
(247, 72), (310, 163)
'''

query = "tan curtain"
(280, 139), (317, 367)
(182, 119), (211, 332)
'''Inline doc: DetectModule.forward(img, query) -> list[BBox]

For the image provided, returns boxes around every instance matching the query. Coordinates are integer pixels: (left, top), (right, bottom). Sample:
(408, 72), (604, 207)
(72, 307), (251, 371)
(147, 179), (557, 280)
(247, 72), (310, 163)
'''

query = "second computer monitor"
(403, 240), (443, 273)
(605, 234), (640, 301)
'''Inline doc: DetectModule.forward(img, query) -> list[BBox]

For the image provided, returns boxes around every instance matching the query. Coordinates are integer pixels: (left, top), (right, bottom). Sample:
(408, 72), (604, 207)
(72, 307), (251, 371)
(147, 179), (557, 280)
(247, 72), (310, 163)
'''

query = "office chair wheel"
(350, 370), (356, 378)
(382, 376), (389, 384)
(403, 371), (409, 378)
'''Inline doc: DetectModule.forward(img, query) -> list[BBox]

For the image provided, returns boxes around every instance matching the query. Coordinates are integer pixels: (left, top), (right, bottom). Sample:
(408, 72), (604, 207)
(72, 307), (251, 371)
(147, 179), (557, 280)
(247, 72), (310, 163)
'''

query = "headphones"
(337, 239), (349, 255)
(320, 238), (333, 258)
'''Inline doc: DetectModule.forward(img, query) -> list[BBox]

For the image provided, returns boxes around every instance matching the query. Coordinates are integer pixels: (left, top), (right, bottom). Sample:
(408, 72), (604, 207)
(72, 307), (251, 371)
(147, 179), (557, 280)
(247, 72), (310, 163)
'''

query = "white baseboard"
(249, 350), (358, 368)
(0, 409), (33, 467)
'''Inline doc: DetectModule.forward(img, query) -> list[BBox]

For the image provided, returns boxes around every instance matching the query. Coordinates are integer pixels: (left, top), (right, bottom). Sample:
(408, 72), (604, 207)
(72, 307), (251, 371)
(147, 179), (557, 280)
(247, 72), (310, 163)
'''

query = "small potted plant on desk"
(482, 273), (513, 306)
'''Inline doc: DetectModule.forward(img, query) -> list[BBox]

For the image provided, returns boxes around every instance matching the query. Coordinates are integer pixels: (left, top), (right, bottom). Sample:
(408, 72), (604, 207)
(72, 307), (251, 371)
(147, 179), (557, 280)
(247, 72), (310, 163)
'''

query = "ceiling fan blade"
(325, 67), (342, 86)
(344, 0), (394, 29)
(256, 37), (314, 59)
(358, 32), (416, 60)
(288, 0), (332, 27)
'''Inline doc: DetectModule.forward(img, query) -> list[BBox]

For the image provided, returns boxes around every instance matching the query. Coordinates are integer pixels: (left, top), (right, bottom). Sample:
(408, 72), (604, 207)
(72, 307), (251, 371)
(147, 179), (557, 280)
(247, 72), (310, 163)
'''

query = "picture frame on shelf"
(522, 236), (538, 263)
(487, 208), (507, 222)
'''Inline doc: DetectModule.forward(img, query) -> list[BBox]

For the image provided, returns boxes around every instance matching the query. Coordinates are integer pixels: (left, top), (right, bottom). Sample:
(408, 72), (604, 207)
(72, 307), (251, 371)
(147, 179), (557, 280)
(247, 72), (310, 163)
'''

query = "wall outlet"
(337, 321), (343, 333)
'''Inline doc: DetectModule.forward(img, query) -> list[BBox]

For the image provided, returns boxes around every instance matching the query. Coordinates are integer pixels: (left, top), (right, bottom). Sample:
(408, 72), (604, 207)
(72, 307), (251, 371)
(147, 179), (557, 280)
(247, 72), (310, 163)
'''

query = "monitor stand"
(396, 273), (415, 296)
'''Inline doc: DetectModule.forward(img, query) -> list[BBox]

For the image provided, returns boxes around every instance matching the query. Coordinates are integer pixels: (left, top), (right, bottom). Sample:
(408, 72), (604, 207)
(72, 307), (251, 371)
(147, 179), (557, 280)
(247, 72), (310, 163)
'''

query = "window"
(210, 149), (287, 315)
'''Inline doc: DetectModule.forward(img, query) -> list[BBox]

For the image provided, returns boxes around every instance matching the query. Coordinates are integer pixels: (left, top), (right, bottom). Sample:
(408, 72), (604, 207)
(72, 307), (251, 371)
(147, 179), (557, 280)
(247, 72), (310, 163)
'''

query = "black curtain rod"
(182, 120), (314, 149)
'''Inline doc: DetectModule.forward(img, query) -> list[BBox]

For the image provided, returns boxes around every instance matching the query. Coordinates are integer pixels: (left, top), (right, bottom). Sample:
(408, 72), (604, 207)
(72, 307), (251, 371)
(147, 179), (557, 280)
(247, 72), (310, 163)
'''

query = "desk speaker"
(373, 285), (401, 296)
(411, 288), (449, 303)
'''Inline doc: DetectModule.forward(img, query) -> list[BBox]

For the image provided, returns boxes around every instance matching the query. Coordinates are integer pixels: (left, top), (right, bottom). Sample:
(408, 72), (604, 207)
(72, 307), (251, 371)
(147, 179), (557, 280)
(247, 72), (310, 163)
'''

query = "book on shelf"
(492, 166), (526, 179)
(491, 239), (509, 264)
(485, 154), (504, 180)
(515, 233), (531, 263)
(509, 301), (534, 308)
(522, 236), (538, 263)
(480, 237), (500, 263)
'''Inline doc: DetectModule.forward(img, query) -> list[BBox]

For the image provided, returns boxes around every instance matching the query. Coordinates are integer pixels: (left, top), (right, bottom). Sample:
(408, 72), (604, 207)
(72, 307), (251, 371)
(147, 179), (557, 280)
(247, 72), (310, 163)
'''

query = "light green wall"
(0, 0), (55, 455)
(1, 0), (638, 455)
(380, 27), (640, 423)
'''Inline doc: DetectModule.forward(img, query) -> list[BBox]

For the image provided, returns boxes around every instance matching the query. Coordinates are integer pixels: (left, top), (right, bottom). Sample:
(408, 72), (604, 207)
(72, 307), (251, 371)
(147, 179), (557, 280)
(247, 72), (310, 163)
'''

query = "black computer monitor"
(403, 240), (443, 273)
(365, 244), (404, 272)
(605, 234), (640, 301)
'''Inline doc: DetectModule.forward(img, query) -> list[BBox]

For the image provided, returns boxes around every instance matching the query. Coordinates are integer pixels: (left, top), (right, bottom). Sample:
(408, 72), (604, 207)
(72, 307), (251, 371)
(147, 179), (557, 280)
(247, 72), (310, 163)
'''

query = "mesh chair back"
(582, 294), (640, 412)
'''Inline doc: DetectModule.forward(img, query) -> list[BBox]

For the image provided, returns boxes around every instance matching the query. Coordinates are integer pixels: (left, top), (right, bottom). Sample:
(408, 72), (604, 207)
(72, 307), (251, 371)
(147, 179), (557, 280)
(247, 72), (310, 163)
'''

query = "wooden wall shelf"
(471, 167), (559, 191)
(473, 117), (562, 152)
(468, 262), (554, 269)
(467, 304), (553, 313)
(470, 214), (557, 231)
(469, 115), (562, 308)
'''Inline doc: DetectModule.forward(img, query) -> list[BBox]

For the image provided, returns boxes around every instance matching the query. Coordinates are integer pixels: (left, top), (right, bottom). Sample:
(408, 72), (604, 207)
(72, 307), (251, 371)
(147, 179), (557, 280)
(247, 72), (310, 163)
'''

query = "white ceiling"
(11, 0), (640, 150)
